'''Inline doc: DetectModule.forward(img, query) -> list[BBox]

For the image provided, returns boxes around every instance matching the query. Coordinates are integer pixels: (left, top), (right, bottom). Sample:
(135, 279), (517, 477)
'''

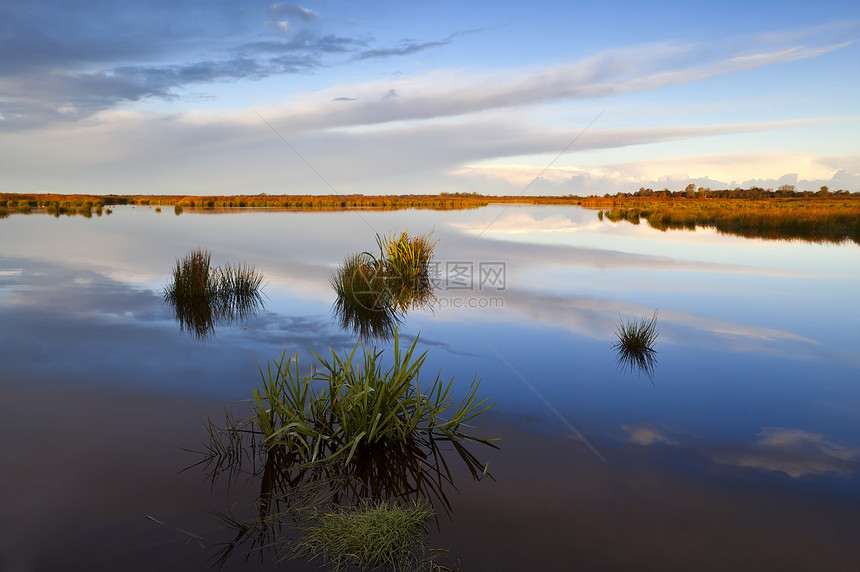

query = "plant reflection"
(331, 232), (437, 341)
(163, 248), (265, 340)
(196, 428), (491, 568)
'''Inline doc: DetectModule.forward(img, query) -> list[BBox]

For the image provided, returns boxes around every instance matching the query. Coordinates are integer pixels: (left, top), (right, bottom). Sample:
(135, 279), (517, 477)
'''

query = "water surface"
(1, 205), (858, 570)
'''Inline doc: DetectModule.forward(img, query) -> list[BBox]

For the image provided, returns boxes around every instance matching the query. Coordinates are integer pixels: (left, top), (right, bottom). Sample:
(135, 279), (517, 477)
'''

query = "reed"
(376, 231), (438, 313)
(331, 254), (398, 340)
(332, 232), (437, 340)
(251, 331), (494, 466)
(163, 248), (265, 339)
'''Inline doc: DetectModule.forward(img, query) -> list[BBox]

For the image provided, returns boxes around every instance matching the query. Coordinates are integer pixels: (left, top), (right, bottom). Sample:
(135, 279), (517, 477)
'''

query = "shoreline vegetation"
(3, 188), (859, 243)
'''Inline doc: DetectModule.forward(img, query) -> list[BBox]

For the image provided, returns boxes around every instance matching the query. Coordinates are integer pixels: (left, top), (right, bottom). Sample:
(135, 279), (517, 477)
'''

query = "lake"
(1, 204), (859, 571)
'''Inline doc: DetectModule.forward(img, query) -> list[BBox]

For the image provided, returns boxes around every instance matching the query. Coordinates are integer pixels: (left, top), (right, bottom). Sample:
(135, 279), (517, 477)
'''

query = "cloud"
(0, 2), (473, 131)
(265, 20), (290, 32)
(621, 425), (679, 446)
(243, 34), (853, 137)
(714, 428), (860, 478)
(268, 3), (319, 20)
(2, 16), (851, 134)
(455, 150), (860, 194)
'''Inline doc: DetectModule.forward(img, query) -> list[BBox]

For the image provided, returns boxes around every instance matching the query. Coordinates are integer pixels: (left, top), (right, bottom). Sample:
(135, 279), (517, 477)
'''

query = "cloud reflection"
(715, 428), (860, 478)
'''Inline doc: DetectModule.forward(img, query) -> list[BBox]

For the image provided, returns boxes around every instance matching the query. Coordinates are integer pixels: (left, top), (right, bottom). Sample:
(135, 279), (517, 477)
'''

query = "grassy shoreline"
(4, 192), (858, 243)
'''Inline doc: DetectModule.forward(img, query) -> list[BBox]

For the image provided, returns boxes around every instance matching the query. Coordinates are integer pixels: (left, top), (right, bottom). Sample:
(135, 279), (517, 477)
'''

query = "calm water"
(1, 205), (859, 571)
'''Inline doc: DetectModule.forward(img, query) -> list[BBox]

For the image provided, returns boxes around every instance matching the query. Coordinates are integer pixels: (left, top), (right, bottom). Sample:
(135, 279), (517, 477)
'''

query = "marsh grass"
(252, 331), (493, 465)
(163, 248), (265, 339)
(596, 199), (860, 244)
(294, 499), (440, 572)
(190, 332), (494, 569)
(612, 311), (659, 381)
(332, 254), (397, 340)
(377, 231), (438, 313)
(332, 232), (438, 340)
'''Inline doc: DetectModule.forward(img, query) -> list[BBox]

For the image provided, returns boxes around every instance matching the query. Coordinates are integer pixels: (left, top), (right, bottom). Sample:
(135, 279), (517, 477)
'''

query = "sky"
(1, 0), (859, 197)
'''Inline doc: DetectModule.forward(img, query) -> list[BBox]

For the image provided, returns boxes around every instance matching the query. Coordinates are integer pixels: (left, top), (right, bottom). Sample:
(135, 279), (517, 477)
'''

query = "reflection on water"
(597, 204), (860, 244)
(194, 416), (492, 567)
(2, 205), (859, 570)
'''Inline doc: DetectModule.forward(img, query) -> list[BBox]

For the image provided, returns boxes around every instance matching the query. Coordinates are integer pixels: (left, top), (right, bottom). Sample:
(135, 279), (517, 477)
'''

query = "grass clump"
(612, 311), (659, 380)
(332, 232), (438, 340)
(252, 331), (493, 465)
(163, 248), (264, 339)
(332, 253), (397, 340)
(295, 499), (439, 572)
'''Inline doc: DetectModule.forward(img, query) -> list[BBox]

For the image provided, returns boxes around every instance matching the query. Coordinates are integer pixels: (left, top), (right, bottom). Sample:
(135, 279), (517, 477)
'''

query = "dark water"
(1, 205), (858, 571)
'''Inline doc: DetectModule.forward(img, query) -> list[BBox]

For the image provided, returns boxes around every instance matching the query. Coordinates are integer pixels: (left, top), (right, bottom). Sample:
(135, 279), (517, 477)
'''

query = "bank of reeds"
(595, 198), (860, 243)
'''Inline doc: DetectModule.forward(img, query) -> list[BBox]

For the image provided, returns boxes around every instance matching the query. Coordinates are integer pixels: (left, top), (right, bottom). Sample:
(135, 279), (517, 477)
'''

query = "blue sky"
(1, 0), (858, 196)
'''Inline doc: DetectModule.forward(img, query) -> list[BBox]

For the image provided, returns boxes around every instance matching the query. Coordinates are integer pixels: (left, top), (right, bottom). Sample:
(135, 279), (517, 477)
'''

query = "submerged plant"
(612, 311), (659, 381)
(294, 499), (439, 572)
(163, 248), (265, 339)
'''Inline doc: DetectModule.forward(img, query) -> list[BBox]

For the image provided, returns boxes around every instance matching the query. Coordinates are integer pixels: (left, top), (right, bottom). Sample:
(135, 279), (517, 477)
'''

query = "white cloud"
(265, 20), (290, 32)
(621, 425), (679, 446)
(455, 151), (860, 193)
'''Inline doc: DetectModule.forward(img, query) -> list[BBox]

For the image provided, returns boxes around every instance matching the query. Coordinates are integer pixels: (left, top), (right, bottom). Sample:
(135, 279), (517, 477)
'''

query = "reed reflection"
(331, 232), (437, 341)
(163, 248), (265, 340)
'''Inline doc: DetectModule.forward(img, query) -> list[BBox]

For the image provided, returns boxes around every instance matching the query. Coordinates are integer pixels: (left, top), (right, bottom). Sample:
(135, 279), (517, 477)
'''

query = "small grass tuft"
(612, 311), (659, 380)
(294, 499), (439, 572)
(331, 231), (438, 340)
(164, 248), (265, 339)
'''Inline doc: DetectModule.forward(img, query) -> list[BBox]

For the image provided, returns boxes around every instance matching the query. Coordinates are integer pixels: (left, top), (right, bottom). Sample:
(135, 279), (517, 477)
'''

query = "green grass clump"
(295, 499), (438, 572)
(163, 248), (265, 339)
(252, 331), (493, 465)
(332, 253), (397, 340)
(332, 232), (437, 340)
(612, 311), (659, 380)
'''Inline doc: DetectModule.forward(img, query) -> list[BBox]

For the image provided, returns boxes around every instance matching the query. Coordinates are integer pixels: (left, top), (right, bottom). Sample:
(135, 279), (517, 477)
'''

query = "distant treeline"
(585, 183), (856, 200)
